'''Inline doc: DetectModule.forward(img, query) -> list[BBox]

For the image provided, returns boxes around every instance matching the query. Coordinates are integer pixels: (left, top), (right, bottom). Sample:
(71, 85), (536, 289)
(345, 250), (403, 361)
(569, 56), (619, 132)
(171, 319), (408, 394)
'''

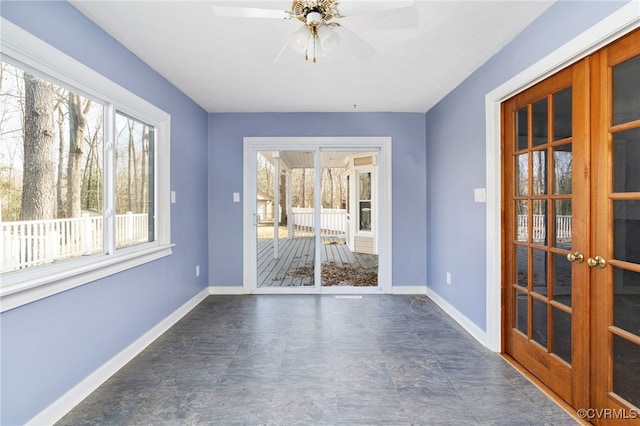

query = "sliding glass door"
(245, 141), (384, 293)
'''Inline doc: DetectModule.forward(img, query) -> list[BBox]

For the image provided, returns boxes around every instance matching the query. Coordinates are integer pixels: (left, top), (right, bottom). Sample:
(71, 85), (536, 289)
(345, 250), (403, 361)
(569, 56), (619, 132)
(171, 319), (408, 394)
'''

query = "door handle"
(587, 256), (607, 269)
(567, 252), (584, 263)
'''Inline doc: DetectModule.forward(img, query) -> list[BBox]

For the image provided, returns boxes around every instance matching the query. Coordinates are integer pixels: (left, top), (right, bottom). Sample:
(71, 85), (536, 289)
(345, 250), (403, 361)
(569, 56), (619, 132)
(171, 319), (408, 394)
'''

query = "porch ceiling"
(259, 150), (371, 169)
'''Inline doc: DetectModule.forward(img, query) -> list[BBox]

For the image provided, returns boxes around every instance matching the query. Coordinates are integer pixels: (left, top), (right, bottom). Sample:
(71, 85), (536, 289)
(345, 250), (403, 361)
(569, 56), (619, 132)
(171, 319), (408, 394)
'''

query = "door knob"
(567, 252), (584, 263)
(587, 256), (607, 269)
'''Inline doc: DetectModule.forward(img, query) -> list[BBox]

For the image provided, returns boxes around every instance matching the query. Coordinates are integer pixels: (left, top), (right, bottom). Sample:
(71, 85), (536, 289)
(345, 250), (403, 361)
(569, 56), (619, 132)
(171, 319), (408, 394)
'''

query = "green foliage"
(0, 177), (21, 222)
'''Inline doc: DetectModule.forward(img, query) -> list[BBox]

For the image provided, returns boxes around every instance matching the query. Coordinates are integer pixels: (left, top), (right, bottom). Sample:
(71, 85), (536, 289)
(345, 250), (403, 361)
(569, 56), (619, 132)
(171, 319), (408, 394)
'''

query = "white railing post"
(81, 213), (92, 255)
(291, 211), (297, 239)
(46, 228), (59, 264)
(126, 211), (134, 245)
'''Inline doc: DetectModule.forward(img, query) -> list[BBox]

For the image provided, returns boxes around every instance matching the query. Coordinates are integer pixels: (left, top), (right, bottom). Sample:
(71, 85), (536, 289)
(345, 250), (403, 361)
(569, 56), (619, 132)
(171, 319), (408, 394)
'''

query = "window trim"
(0, 18), (172, 313)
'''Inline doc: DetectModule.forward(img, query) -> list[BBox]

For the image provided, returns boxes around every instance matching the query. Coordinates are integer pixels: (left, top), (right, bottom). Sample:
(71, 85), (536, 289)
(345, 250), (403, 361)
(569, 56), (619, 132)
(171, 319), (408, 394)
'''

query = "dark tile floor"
(57, 295), (578, 425)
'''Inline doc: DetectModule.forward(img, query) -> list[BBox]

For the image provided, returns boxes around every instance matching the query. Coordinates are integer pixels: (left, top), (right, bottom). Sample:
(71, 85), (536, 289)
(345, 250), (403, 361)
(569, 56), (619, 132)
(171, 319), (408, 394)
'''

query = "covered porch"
(256, 224), (378, 288)
(255, 149), (379, 288)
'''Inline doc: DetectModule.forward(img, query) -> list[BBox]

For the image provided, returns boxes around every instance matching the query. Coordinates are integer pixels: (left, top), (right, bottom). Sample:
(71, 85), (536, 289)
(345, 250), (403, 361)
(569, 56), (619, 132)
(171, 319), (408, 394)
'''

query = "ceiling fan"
(212, 1), (419, 63)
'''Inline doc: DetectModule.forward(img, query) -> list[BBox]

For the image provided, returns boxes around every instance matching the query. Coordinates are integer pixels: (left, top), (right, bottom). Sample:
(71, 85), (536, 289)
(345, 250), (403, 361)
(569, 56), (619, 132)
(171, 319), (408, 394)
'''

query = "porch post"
(272, 152), (279, 259)
(286, 172), (293, 240)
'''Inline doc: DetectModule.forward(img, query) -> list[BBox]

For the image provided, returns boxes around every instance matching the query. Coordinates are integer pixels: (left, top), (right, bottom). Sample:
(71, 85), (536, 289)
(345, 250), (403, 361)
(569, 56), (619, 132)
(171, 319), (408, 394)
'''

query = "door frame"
(242, 136), (392, 294)
(485, 2), (640, 352)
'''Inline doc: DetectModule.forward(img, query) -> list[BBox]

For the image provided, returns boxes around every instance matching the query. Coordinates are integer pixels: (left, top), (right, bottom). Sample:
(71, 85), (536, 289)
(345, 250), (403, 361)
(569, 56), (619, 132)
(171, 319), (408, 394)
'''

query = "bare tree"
(67, 93), (91, 217)
(138, 128), (149, 213)
(300, 168), (306, 207)
(21, 73), (56, 220)
(327, 168), (334, 208)
(126, 120), (138, 212)
(279, 172), (287, 225)
(54, 91), (68, 218)
(82, 114), (103, 211)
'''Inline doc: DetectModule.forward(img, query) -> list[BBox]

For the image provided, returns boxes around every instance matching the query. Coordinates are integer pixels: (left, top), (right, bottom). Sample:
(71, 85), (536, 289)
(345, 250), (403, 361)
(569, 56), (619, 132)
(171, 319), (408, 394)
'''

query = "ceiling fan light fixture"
(317, 25), (340, 52)
(306, 11), (323, 25)
(305, 33), (325, 63)
(288, 24), (309, 53)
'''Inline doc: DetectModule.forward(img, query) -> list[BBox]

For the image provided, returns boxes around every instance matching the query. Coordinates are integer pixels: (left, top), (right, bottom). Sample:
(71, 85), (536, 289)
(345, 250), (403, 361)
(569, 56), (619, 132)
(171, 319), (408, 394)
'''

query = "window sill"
(0, 244), (173, 313)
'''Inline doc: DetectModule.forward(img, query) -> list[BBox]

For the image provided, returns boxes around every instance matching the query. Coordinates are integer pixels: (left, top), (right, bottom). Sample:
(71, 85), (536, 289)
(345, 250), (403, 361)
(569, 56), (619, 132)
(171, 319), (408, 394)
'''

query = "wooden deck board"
(257, 237), (378, 287)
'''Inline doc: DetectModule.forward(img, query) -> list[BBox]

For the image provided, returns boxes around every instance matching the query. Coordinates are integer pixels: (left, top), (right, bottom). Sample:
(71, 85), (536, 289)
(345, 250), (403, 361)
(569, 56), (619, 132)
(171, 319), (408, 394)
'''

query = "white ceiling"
(70, 0), (555, 113)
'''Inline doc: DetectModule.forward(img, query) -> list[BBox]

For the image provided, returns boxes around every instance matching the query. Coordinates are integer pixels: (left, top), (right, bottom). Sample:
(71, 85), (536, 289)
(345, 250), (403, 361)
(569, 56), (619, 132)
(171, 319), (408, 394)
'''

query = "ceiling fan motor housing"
(292, 0), (338, 24)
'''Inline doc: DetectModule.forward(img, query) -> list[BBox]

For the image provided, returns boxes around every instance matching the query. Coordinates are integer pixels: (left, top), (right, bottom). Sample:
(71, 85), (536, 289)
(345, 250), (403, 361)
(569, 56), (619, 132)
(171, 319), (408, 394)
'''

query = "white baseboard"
(208, 285), (425, 295)
(27, 287), (209, 426)
(209, 285), (245, 295)
(425, 286), (490, 350)
(391, 285), (427, 295)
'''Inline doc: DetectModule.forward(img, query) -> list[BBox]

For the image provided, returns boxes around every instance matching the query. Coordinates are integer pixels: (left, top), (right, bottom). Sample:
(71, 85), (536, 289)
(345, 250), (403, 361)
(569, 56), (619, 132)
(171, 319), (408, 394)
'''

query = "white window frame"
(0, 18), (172, 312)
(355, 166), (374, 236)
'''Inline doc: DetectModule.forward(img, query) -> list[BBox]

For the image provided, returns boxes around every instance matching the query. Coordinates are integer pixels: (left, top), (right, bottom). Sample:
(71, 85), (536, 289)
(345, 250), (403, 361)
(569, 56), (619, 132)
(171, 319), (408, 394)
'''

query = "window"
(115, 112), (155, 248)
(358, 171), (372, 231)
(0, 19), (171, 312)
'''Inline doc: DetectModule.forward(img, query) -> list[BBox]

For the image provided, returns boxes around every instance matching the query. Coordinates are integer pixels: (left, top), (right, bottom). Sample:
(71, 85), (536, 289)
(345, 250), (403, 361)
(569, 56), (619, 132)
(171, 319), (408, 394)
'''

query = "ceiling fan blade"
(335, 1), (414, 18)
(337, 5), (419, 32)
(212, 5), (290, 20)
(334, 25), (376, 60)
(274, 41), (290, 63)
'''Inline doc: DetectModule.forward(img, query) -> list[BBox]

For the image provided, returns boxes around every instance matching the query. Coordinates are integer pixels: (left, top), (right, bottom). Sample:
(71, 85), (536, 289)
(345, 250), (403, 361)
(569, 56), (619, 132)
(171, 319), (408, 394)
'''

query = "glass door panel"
(320, 151), (378, 287)
(256, 150), (315, 288)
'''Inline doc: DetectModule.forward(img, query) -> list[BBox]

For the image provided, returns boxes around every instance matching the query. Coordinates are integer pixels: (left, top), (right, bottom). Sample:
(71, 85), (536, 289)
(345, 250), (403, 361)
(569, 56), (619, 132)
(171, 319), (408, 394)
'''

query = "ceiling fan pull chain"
(313, 36), (317, 63)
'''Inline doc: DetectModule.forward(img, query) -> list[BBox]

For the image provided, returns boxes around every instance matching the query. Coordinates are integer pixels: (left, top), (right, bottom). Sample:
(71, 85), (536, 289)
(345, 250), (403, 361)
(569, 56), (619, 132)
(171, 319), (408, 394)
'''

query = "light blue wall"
(0, 2), (209, 425)
(208, 113), (428, 287)
(1, 0), (633, 423)
(425, 0), (631, 329)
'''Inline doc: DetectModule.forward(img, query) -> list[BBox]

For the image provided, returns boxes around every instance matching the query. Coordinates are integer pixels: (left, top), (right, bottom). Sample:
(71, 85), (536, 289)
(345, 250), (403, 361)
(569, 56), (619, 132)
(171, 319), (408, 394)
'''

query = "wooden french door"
(503, 59), (590, 408)
(503, 28), (640, 423)
(590, 29), (640, 424)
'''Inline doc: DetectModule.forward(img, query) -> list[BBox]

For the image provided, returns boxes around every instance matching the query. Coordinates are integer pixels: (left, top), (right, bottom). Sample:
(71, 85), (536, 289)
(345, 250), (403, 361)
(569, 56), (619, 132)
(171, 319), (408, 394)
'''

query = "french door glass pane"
(515, 290), (528, 335)
(613, 267), (640, 335)
(613, 200), (640, 264)
(533, 150), (547, 195)
(516, 201), (528, 242)
(516, 245), (528, 287)
(552, 307), (572, 364)
(553, 88), (572, 140)
(613, 128), (640, 193)
(533, 98), (548, 146)
(517, 108), (528, 151)
(532, 298), (548, 347)
(554, 200), (572, 248)
(532, 200), (547, 245)
(532, 249), (548, 296)
(613, 54), (640, 125)
(613, 335), (640, 406)
(553, 252), (572, 307)
(554, 144), (572, 195)
(516, 154), (529, 196)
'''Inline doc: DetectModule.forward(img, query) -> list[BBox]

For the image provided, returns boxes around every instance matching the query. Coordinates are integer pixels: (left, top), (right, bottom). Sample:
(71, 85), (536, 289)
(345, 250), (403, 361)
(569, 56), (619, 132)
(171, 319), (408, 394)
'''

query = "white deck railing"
(290, 208), (347, 237)
(1, 213), (149, 273)
(517, 214), (572, 242)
